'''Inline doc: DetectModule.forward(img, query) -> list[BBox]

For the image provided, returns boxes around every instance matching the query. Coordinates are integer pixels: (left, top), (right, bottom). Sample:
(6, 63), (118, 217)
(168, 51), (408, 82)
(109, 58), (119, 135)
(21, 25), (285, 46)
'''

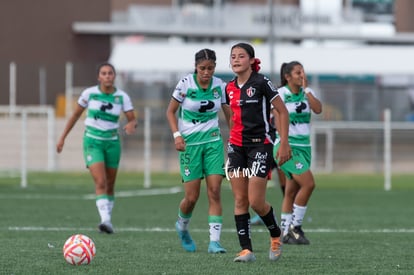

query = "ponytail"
(252, 58), (261, 72)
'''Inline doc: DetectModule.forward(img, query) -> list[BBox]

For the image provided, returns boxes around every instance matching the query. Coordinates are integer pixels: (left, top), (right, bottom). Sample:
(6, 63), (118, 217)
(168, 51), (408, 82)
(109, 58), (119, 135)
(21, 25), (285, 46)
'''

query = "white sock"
(177, 215), (190, 231)
(281, 213), (292, 236)
(96, 198), (111, 224)
(209, 222), (222, 242)
(108, 200), (114, 218)
(291, 204), (307, 227)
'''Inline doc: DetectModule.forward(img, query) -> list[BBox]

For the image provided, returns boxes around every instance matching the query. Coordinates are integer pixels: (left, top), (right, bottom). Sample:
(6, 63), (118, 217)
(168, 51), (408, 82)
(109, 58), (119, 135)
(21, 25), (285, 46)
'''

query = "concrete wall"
(394, 0), (414, 32)
(0, 0), (111, 106)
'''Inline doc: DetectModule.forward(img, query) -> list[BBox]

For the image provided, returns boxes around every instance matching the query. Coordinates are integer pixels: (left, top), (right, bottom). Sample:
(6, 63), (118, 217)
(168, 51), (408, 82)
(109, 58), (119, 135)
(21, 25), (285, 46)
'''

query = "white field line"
(5, 226), (414, 233)
(0, 187), (183, 200)
(3, 187), (414, 234)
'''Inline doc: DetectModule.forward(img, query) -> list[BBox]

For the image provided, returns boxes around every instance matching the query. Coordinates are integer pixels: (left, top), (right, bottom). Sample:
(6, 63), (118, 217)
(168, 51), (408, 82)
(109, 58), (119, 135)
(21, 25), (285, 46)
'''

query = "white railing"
(0, 105), (55, 188)
(2, 106), (413, 191)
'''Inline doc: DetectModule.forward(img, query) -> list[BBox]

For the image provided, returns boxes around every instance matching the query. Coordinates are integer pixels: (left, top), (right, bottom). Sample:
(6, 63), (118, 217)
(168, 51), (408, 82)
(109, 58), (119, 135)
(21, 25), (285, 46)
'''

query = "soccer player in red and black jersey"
(225, 42), (291, 263)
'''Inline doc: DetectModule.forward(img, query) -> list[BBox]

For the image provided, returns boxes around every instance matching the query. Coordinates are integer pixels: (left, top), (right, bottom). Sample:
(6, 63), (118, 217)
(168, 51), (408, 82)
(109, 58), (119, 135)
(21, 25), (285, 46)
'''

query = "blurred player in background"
(56, 62), (137, 234)
(166, 49), (231, 254)
(225, 42), (291, 263)
(274, 61), (322, 245)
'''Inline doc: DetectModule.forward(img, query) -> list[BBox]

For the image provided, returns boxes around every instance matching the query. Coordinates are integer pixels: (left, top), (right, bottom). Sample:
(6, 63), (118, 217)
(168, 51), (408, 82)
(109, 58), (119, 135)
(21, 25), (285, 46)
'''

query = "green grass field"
(0, 172), (413, 274)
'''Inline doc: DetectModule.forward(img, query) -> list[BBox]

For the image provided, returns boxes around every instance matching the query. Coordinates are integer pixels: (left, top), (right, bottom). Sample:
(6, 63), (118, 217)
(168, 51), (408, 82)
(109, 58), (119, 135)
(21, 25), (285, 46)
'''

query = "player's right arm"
(166, 98), (186, 152)
(56, 104), (85, 153)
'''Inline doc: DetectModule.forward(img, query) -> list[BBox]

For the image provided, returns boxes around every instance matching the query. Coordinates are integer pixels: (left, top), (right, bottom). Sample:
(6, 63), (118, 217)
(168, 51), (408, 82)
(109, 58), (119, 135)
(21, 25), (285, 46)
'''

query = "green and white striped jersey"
(78, 85), (134, 140)
(172, 73), (226, 146)
(277, 86), (317, 147)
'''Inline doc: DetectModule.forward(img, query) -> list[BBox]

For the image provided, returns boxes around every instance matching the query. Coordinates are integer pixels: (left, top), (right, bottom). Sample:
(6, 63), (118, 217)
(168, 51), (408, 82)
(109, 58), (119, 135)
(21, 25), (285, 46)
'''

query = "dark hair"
(194, 49), (216, 73)
(231, 42), (261, 72)
(97, 62), (116, 76)
(231, 42), (255, 58)
(195, 48), (216, 63)
(280, 61), (302, 87)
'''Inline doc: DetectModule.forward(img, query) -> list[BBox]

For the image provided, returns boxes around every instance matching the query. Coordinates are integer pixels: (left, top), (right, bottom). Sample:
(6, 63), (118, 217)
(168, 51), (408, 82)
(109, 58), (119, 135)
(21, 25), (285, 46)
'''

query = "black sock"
(234, 213), (252, 251)
(260, 207), (281, 238)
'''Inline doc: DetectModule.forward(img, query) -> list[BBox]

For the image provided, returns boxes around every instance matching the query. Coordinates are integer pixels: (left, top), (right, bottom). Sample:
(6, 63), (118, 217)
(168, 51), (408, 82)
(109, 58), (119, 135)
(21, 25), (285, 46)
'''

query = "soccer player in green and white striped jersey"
(166, 49), (232, 254)
(273, 61), (322, 245)
(57, 62), (137, 234)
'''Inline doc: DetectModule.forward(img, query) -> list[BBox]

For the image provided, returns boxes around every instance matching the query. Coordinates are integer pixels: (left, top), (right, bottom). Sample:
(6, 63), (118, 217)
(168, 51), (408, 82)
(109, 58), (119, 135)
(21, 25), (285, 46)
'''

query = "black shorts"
(226, 143), (275, 178)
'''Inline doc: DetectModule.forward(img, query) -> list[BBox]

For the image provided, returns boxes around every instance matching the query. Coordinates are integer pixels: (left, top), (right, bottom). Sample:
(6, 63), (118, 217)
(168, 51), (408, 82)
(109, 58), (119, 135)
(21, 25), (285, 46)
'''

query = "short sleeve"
(77, 89), (90, 108)
(263, 76), (279, 102)
(171, 75), (190, 103)
(122, 92), (134, 112)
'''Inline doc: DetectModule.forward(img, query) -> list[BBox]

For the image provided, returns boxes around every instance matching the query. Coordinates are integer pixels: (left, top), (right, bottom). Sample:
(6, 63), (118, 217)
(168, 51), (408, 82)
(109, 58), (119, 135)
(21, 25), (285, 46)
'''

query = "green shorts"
(274, 143), (311, 180)
(83, 135), (121, 168)
(179, 140), (225, 183)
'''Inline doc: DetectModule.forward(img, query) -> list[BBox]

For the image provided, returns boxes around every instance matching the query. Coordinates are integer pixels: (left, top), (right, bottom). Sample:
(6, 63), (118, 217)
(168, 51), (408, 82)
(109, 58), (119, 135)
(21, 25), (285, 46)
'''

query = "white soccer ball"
(63, 234), (96, 265)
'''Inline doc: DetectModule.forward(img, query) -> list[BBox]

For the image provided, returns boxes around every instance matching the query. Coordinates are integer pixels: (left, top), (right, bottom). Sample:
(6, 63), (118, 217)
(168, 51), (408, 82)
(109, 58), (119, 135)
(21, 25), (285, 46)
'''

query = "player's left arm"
(302, 70), (322, 114)
(123, 110), (137, 135)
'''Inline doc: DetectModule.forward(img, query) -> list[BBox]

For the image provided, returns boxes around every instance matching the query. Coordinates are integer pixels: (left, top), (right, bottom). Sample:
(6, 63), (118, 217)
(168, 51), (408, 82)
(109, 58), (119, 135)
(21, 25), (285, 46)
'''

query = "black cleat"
(98, 222), (114, 234)
(285, 225), (310, 245)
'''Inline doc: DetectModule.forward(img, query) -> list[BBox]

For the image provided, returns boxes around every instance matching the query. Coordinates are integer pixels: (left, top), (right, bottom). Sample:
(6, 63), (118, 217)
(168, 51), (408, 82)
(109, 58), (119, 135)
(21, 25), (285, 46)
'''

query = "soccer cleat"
(269, 237), (282, 261)
(282, 233), (295, 244)
(285, 225), (310, 245)
(208, 241), (227, 254)
(175, 222), (196, 252)
(250, 214), (264, 225)
(98, 222), (114, 234)
(233, 249), (256, 262)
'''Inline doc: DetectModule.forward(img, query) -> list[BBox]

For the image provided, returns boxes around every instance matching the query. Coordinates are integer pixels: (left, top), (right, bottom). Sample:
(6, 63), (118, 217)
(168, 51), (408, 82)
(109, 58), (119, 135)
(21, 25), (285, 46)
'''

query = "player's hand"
(276, 142), (291, 166)
(302, 69), (308, 88)
(175, 136), (186, 152)
(124, 121), (137, 135)
(56, 139), (64, 153)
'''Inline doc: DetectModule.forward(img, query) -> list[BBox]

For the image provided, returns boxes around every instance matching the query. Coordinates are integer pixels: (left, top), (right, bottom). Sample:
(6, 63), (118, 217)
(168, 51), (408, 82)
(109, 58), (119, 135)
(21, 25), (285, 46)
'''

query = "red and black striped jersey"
(225, 71), (279, 147)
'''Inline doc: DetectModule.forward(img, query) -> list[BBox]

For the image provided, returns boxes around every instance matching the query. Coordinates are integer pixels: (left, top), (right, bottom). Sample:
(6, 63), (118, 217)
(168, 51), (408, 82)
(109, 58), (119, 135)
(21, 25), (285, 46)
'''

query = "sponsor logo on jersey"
(267, 80), (277, 91)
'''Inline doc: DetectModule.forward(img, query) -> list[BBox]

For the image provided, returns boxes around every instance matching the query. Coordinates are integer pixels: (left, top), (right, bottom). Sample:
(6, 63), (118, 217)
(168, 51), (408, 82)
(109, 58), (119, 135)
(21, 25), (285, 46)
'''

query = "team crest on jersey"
(213, 88), (220, 99)
(114, 96), (120, 104)
(246, 87), (256, 97)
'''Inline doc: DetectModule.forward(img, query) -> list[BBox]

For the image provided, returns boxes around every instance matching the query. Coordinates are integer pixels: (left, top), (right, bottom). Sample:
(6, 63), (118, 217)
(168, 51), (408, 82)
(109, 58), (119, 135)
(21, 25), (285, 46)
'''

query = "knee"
(185, 193), (199, 206)
(234, 196), (249, 211)
(304, 180), (316, 193)
(285, 189), (297, 200)
(249, 199), (265, 214)
(309, 181), (315, 191)
(208, 187), (221, 202)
